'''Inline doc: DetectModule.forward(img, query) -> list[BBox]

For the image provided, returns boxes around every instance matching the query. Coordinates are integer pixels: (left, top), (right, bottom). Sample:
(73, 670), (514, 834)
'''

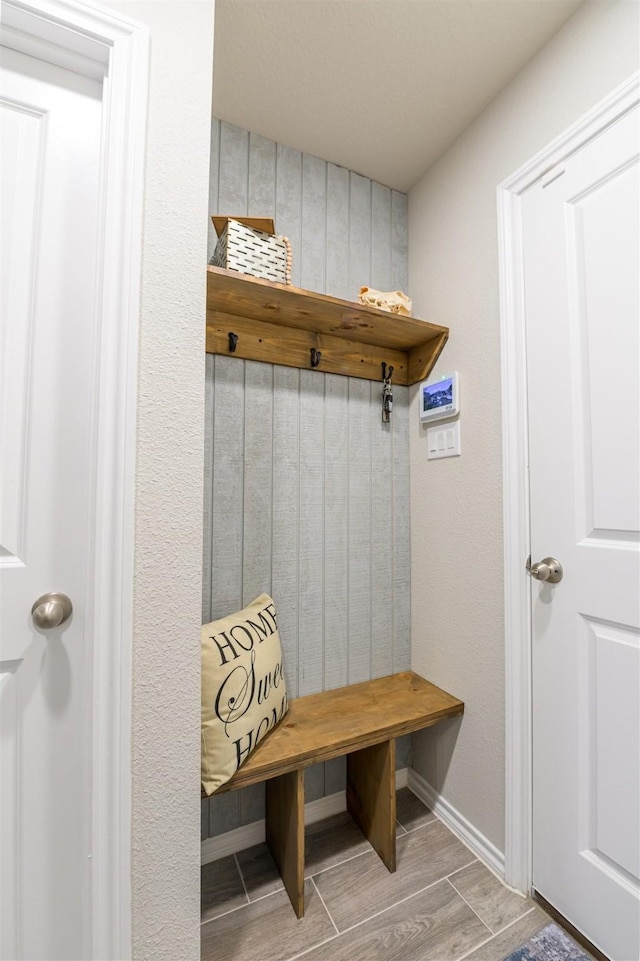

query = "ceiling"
(212, 0), (583, 191)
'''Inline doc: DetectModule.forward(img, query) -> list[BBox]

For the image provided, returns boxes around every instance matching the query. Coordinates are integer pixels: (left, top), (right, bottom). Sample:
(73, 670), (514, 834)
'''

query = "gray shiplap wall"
(203, 120), (410, 840)
(207, 119), (408, 295)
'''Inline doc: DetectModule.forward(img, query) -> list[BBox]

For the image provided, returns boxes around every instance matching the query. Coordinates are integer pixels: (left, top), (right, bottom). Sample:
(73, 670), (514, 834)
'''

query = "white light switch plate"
(426, 419), (461, 459)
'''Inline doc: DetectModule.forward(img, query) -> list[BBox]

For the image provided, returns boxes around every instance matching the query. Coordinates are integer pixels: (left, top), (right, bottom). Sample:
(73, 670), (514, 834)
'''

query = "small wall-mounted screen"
(419, 371), (459, 423)
(423, 376), (453, 412)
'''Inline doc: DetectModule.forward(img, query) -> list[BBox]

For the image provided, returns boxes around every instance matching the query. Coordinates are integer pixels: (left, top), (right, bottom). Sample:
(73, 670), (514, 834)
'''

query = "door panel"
(0, 48), (102, 961)
(0, 96), (44, 571)
(569, 161), (640, 538)
(524, 103), (640, 961)
(582, 617), (639, 882)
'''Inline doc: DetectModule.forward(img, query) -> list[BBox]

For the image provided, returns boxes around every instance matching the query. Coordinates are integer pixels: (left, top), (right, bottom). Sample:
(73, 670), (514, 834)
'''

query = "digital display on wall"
(423, 376), (453, 411)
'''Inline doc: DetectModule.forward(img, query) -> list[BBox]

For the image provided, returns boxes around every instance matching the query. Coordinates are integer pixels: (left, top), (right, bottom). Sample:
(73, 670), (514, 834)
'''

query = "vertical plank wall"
(203, 120), (410, 839)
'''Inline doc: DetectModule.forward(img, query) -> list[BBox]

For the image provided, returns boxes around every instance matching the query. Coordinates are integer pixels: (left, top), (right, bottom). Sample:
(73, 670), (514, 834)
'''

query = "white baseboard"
(201, 819), (265, 865)
(201, 768), (408, 865)
(407, 769), (506, 882)
(396, 766), (408, 790)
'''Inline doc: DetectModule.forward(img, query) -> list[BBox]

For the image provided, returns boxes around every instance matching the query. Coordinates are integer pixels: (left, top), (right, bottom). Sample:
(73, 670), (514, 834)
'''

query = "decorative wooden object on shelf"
(206, 266), (449, 385)
(202, 671), (464, 918)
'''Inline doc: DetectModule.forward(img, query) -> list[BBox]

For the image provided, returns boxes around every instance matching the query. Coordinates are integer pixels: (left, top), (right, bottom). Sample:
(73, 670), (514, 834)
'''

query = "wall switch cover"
(426, 419), (461, 459)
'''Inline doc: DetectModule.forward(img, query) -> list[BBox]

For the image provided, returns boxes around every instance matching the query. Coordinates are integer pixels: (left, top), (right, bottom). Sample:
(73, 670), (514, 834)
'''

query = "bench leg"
(347, 738), (397, 873)
(265, 769), (305, 918)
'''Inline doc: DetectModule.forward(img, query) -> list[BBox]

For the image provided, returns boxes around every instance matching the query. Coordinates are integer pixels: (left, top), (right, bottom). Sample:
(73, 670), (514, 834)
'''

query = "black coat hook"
(228, 332), (239, 353)
(381, 361), (394, 423)
(310, 348), (322, 368)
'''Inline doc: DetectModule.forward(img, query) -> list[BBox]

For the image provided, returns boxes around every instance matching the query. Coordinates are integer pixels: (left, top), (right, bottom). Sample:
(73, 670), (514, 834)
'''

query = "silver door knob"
(526, 556), (563, 584)
(31, 592), (73, 630)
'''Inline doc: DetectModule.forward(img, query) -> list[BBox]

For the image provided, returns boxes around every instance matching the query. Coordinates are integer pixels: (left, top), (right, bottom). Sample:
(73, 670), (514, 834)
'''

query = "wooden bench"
(203, 671), (463, 917)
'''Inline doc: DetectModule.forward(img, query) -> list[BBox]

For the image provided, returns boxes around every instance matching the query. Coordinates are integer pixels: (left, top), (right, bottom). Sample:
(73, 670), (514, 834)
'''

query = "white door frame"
(498, 71), (640, 895)
(1, 1), (148, 957)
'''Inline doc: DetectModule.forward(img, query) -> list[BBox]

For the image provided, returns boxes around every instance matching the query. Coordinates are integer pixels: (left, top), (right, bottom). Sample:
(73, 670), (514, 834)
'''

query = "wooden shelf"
(206, 266), (448, 386)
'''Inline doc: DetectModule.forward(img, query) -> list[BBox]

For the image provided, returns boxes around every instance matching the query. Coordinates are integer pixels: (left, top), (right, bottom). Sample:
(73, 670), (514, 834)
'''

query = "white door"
(1, 48), (102, 960)
(523, 102), (640, 960)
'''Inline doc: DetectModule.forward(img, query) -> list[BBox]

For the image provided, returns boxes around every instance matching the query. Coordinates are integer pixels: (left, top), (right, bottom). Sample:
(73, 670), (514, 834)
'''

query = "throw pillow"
(201, 593), (288, 795)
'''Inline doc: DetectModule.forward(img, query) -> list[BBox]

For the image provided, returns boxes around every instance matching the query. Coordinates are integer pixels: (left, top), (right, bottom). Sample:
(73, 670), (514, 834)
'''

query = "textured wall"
(100, 2), (214, 959)
(408, 0), (639, 855)
(203, 122), (410, 839)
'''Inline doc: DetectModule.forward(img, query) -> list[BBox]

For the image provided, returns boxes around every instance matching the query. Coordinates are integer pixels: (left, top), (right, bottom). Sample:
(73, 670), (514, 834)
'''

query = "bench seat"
(203, 671), (463, 916)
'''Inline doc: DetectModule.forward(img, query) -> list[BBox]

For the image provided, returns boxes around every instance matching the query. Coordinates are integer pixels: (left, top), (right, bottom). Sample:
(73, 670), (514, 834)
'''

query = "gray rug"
(503, 923), (592, 961)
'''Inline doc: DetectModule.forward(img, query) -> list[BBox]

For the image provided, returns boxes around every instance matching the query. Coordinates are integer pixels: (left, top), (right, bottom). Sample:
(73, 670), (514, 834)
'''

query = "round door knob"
(526, 557), (563, 584)
(31, 592), (73, 630)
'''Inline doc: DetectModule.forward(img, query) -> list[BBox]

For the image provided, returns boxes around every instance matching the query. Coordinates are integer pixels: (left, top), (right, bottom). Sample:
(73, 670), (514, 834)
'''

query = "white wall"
(98, 2), (214, 958)
(408, 0), (639, 855)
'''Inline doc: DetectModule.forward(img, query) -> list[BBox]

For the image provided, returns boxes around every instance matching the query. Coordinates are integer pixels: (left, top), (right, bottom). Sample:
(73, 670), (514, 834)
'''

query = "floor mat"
(502, 922), (592, 961)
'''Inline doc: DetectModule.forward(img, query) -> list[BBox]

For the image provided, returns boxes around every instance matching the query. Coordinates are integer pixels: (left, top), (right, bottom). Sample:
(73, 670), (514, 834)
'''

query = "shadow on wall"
(412, 715), (463, 793)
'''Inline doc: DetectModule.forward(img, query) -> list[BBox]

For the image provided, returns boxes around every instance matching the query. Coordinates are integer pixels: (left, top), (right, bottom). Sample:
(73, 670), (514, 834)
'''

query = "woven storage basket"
(210, 217), (292, 284)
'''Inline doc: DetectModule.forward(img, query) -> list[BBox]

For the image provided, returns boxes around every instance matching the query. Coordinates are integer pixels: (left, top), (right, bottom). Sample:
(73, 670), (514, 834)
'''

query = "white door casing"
(499, 74), (640, 960)
(0, 2), (148, 958)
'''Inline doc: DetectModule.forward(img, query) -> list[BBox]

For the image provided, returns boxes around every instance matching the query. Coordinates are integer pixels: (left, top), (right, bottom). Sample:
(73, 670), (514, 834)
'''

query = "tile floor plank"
(314, 818), (476, 932)
(459, 905), (551, 961)
(201, 881), (335, 961)
(395, 788), (436, 832)
(448, 861), (532, 932)
(236, 811), (375, 902)
(305, 812), (372, 875)
(236, 843), (284, 901)
(294, 880), (489, 961)
(201, 855), (248, 923)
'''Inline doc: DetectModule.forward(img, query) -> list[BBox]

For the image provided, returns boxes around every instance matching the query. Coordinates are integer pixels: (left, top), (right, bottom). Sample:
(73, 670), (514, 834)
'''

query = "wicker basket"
(210, 217), (292, 285)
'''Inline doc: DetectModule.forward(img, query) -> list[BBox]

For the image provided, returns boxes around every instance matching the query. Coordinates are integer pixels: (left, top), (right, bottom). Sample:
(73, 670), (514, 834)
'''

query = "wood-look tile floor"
(201, 789), (564, 961)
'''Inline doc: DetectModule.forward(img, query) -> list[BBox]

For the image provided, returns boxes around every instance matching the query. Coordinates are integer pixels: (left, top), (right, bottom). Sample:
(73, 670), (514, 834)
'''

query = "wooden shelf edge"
(408, 331), (449, 385)
(206, 267), (449, 385)
(208, 703), (464, 796)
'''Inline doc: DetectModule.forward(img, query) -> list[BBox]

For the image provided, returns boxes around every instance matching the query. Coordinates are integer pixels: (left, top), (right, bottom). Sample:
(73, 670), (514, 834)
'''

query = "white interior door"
(1, 48), (102, 960)
(523, 103), (640, 960)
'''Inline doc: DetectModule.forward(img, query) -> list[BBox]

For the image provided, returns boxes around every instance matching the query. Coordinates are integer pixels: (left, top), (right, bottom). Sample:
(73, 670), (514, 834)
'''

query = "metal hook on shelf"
(381, 361), (394, 423)
(228, 332), (239, 353)
(310, 348), (322, 369)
